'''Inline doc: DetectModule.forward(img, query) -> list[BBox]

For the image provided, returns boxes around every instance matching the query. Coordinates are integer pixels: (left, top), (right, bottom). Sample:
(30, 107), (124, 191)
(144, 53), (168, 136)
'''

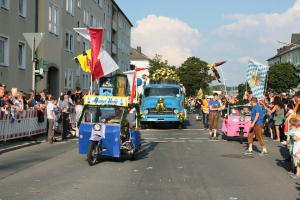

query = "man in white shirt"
(47, 96), (56, 144)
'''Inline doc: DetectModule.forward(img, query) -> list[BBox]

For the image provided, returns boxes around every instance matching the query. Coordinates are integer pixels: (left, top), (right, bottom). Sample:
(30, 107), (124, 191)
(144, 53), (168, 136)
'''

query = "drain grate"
(221, 154), (253, 159)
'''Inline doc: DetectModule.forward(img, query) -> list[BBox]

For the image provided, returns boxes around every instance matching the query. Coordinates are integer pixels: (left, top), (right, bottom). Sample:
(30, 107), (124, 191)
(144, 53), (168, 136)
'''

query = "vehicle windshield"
(144, 88), (180, 97)
(83, 107), (124, 124)
(229, 106), (252, 116)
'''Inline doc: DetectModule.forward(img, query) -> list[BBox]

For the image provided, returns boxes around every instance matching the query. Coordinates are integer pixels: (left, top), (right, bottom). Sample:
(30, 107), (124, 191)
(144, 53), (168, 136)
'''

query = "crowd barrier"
(0, 107), (77, 143)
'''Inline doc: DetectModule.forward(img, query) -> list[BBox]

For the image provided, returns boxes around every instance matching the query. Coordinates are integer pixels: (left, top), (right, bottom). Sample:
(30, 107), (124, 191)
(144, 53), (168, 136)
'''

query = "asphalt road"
(0, 114), (299, 200)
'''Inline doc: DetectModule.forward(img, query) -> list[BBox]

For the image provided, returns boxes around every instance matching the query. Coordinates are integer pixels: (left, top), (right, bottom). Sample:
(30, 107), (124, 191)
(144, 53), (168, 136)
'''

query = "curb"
(0, 140), (44, 154)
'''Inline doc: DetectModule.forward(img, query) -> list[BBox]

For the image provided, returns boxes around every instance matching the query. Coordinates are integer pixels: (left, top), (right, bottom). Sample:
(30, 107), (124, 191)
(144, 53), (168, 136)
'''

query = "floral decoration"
(151, 68), (180, 82)
(155, 98), (167, 113)
(175, 111), (185, 122)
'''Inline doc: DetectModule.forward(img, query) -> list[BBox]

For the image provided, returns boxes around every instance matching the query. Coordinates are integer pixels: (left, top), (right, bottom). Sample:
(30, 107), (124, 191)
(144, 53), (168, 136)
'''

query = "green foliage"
(177, 57), (214, 96)
(148, 54), (171, 75)
(267, 62), (299, 93)
(237, 82), (251, 102)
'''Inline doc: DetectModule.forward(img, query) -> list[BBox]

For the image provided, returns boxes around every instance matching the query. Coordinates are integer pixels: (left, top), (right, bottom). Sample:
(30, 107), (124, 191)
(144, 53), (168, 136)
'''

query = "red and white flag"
(74, 28), (119, 81)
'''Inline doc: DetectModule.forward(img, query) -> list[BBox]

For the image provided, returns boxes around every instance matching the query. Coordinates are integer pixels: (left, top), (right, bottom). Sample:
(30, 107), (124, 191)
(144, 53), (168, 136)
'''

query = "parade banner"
(84, 95), (128, 107)
(247, 60), (269, 99)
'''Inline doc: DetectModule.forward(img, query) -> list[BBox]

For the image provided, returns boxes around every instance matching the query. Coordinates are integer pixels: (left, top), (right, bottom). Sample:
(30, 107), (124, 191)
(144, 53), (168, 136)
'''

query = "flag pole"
(90, 74), (93, 95)
(219, 65), (228, 96)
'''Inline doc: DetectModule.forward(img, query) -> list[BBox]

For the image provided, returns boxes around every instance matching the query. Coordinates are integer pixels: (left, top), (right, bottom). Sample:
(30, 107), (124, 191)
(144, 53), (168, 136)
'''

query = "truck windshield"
(144, 88), (180, 97)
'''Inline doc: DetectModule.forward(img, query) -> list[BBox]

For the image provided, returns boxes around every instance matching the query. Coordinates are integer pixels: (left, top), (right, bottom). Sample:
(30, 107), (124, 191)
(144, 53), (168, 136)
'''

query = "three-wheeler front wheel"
(87, 141), (99, 166)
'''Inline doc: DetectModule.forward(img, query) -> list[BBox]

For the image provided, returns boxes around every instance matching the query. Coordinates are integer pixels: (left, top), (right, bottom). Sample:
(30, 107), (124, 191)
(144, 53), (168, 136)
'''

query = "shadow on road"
(276, 145), (291, 173)
(85, 140), (158, 165)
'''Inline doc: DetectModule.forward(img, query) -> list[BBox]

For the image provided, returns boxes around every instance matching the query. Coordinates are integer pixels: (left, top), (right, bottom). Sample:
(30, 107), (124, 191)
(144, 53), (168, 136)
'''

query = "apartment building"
(0, 0), (132, 96)
(267, 33), (300, 65)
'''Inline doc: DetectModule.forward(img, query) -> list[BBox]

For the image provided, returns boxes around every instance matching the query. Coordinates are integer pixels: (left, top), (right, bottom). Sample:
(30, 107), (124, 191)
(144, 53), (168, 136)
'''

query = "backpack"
(37, 110), (44, 123)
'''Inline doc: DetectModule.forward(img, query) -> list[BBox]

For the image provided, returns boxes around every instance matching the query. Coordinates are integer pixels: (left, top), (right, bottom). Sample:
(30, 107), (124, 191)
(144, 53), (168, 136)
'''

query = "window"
(108, 4), (112, 18)
(18, 0), (26, 17)
(90, 14), (95, 27)
(83, 7), (90, 25)
(98, 0), (103, 8)
(18, 41), (26, 69)
(66, 0), (74, 15)
(76, 63), (80, 77)
(96, 19), (102, 28)
(77, 0), (81, 8)
(0, 0), (10, 10)
(83, 40), (90, 51)
(66, 31), (74, 52)
(49, 2), (59, 35)
(77, 20), (81, 42)
(65, 69), (73, 89)
(118, 38), (121, 49)
(0, 34), (9, 66)
(82, 74), (89, 89)
(106, 29), (111, 42)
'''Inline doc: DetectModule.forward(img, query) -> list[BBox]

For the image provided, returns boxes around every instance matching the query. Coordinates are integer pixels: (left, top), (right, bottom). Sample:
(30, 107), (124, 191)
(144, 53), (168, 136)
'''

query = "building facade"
(267, 33), (300, 66)
(0, 0), (132, 97)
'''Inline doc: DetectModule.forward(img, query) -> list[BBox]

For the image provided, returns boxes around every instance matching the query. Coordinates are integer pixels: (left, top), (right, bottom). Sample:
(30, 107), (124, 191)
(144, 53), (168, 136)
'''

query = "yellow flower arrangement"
(151, 68), (180, 82)
(175, 111), (185, 122)
(155, 98), (167, 113)
(140, 111), (147, 118)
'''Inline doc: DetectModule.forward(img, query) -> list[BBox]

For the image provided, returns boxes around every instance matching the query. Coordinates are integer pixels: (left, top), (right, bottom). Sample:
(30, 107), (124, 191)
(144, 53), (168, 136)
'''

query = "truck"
(139, 80), (186, 129)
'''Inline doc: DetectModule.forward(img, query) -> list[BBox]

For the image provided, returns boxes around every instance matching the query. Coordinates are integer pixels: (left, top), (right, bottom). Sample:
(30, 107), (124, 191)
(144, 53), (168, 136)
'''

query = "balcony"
(112, 43), (116, 55)
(112, 20), (117, 32)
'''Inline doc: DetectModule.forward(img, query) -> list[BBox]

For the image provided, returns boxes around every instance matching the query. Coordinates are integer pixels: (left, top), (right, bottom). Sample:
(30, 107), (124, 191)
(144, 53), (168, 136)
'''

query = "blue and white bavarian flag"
(247, 60), (269, 99)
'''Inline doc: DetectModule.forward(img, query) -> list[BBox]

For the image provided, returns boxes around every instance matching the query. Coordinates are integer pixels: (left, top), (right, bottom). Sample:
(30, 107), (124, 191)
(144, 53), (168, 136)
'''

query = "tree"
(267, 62), (299, 93)
(148, 54), (171, 75)
(176, 57), (214, 96)
(237, 82), (252, 103)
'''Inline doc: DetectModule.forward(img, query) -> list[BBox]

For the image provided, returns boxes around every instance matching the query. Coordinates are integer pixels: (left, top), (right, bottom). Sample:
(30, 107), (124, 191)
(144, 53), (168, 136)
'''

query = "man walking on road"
(244, 97), (268, 156)
(208, 93), (222, 140)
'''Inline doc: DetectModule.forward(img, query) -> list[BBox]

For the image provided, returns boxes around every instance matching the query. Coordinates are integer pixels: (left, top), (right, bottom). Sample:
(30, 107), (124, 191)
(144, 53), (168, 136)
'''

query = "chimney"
(137, 46), (141, 53)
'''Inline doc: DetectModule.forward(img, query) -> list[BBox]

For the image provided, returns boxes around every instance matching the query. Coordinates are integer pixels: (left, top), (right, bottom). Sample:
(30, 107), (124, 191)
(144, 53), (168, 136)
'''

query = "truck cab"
(140, 82), (186, 129)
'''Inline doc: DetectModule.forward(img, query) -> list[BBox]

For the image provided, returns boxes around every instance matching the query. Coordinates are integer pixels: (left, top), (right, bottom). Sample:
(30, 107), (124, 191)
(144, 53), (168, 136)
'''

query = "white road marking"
(172, 140), (186, 142)
(144, 138), (158, 140)
(179, 138), (190, 139)
(163, 138), (175, 139)
(157, 134), (167, 135)
(195, 138), (208, 140)
(141, 133), (155, 135)
(207, 140), (220, 142)
(186, 133), (198, 134)
(189, 140), (203, 142)
(153, 141), (168, 143)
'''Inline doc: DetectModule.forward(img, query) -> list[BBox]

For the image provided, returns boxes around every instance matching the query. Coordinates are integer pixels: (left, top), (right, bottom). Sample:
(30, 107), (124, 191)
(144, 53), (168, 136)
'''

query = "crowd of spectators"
(0, 85), (87, 143)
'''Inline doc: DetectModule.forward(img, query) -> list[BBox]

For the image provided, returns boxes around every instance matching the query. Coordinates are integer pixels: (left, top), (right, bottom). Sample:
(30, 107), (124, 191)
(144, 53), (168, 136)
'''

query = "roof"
(267, 33), (300, 61)
(112, 0), (133, 27)
(131, 47), (149, 60)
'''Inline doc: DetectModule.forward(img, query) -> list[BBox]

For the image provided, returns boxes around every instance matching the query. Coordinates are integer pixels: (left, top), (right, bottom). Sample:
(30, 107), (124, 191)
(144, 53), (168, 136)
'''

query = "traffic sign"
(23, 33), (44, 51)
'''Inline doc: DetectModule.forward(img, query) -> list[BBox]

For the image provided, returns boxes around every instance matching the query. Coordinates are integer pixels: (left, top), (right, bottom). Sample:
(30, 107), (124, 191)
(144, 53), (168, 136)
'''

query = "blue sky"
(115, 0), (299, 87)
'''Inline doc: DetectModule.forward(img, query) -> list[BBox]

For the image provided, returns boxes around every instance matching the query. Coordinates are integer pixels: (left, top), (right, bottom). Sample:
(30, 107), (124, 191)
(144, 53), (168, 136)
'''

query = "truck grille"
(148, 108), (174, 115)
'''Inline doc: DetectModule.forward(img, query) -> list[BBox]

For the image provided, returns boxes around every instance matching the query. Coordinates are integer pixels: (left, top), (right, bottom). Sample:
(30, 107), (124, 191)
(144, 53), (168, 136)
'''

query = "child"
(291, 131), (300, 178)
(287, 118), (298, 174)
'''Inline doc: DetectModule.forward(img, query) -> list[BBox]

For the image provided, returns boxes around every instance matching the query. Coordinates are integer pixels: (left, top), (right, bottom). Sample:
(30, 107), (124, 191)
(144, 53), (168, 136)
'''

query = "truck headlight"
(93, 124), (101, 131)
(173, 109), (179, 114)
(239, 117), (245, 122)
(144, 109), (149, 114)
